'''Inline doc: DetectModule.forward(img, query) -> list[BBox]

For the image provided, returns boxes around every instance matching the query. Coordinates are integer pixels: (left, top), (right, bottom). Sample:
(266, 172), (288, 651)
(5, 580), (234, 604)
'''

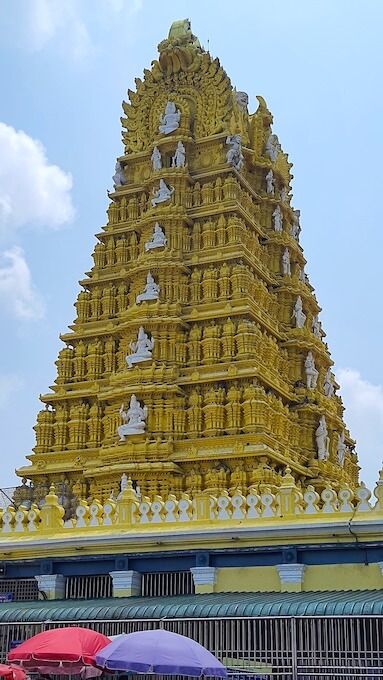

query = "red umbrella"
(7, 626), (110, 674)
(0, 664), (27, 680)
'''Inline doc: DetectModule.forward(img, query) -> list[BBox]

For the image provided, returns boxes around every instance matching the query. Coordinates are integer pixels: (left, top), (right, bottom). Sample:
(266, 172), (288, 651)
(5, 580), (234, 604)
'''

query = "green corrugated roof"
(0, 591), (383, 622)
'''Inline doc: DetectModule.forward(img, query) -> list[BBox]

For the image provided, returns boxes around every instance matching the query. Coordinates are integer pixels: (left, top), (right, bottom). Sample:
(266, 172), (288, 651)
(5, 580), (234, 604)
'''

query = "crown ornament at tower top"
(157, 19), (203, 76)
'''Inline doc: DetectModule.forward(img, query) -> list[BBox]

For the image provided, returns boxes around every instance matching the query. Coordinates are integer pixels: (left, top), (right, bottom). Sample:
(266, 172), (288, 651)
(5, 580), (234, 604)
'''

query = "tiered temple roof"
(14, 19), (358, 516)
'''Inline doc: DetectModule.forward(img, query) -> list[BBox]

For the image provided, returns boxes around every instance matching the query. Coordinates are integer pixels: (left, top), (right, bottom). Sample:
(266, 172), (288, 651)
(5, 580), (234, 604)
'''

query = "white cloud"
(0, 0), (142, 61)
(336, 368), (383, 491)
(0, 122), (74, 237)
(24, 0), (92, 59)
(0, 374), (23, 409)
(0, 247), (45, 320)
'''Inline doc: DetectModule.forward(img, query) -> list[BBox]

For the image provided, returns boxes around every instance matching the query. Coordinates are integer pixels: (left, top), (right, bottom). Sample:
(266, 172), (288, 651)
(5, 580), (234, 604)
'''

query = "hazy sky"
(0, 0), (382, 491)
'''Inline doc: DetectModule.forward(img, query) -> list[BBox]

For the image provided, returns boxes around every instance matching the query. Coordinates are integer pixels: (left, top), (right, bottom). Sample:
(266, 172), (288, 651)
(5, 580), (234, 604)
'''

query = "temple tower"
(16, 19), (358, 510)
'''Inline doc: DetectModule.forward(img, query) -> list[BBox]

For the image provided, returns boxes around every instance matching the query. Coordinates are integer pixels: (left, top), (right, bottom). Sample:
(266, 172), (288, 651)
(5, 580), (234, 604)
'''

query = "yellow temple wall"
(214, 563), (383, 594)
(216, 566), (281, 592)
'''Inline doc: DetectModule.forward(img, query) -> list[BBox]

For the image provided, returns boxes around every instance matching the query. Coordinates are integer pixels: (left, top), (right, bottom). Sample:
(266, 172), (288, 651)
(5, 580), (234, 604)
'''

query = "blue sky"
(0, 0), (383, 491)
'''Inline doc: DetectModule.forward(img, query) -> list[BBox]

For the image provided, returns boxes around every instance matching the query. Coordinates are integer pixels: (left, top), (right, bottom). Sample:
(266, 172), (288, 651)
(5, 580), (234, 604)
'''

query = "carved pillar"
(275, 564), (306, 593)
(190, 567), (218, 594)
(109, 571), (142, 597)
(35, 574), (66, 600)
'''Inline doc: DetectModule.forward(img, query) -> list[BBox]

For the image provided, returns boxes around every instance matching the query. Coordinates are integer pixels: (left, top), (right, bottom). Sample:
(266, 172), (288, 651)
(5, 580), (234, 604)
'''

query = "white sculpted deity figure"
(305, 351), (319, 389)
(280, 186), (288, 202)
(226, 134), (244, 171)
(266, 169), (274, 194)
(159, 101), (181, 135)
(151, 179), (174, 207)
(151, 146), (162, 171)
(126, 326), (154, 368)
(235, 91), (249, 111)
(290, 209), (301, 240)
(117, 395), (148, 440)
(136, 272), (160, 304)
(272, 205), (283, 232)
(282, 248), (291, 276)
(112, 161), (126, 188)
(145, 223), (167, 252)
(312, 314), (322, 339)
(265, 133), (280, 162)
(323, 367), (335, 398)
(172, 141), (186, 168)
(292, 296), (306, 329)
(316, 415), (330, 461)
(336, 431), (347, 467)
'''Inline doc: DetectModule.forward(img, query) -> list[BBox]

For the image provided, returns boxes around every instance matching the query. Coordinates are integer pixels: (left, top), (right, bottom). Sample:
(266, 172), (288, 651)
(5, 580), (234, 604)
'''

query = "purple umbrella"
(93, 629), (227, 678)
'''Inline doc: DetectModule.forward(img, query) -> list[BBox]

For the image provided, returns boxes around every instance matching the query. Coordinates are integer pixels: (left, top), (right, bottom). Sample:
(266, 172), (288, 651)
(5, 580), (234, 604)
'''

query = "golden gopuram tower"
(16, 19), (359, 514)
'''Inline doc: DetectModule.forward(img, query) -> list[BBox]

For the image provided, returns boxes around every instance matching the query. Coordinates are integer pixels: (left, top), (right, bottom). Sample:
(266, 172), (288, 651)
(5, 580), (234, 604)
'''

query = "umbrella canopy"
(0, 665), (27, 680)
(7, 626), (110, 674)
(93, 629), (227, 677)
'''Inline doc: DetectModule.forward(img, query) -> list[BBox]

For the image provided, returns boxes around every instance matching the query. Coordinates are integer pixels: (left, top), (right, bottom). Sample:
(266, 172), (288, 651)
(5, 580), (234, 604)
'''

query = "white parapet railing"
(1, 468), (383, 542)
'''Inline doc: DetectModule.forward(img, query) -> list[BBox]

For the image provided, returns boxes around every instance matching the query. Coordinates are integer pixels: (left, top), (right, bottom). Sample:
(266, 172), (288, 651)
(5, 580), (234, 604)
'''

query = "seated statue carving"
(136, 272), (160, 304)
(159, 101), (181, 135)
(126, 326), (154, 368)
(118, 395), (148, 440)
(145, 223), (167, 252)
(151, 179), (174, 207)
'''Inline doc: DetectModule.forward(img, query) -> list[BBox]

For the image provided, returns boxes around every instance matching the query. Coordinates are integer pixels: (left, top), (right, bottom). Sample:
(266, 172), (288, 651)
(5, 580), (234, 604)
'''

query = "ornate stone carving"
(126, 327), (154, 368)
(337, 431), (347, 467)
(118, 395), (148, 439)
(151, 146), (162, 171)
(292, 296), (306, 328)
(323, 368), (335, 397)
(282, 248), (291, 276)
(172, 141), (186, 168)
(316, 416), (330, 461)
(305, 351), (318, 389)
(145, 223), (167, 252)
(112, 162), (126, 187)
(272, 205), (283, 232)
(136, 272), (160, 304)
(265, 133), (280, 162)
(159, 101), (181, 135)
(151, 179), (174, 207)
(266, 169), (274, 194)
(226, 135), (244, 171)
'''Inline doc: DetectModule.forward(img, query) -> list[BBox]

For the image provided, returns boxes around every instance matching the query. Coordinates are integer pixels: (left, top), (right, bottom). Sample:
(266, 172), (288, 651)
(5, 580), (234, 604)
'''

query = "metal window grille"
(0, 578), (39, 601)
(64, 575), (112, 599)
(141, 571), (195, 597)
(2, 616), (383, 678)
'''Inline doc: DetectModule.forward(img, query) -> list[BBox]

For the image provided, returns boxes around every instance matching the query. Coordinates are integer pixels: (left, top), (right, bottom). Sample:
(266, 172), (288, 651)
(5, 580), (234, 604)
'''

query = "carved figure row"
(315, 416), (348, 466)
(281, 249), (308, 282)
(186, 320), (289, 378)
(75, 265), (275, 326)
(271, 205), (300, 239)
(34, 403), (104, 453)
(112, 102), (182, 188)
(107, 176), (256, 223)
(95, 218), (263, 268)
(155, 125), (243, 174)
(112, 385), (302, 444)
(151, 142), (186, 171)
(291, 296), (322, 338)
(187, 264), (275, 310)
(265, 170), (289, 204)
(56, 340), (118, 381)
(38, 371), (342, 452)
